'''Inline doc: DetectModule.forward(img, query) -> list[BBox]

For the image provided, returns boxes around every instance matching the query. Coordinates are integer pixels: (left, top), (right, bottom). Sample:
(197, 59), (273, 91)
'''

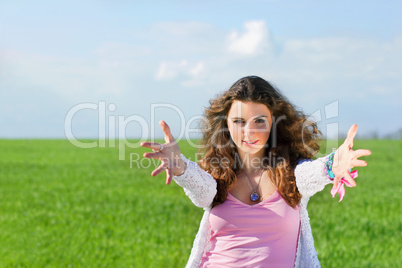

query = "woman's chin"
(238, 146), (265, 156)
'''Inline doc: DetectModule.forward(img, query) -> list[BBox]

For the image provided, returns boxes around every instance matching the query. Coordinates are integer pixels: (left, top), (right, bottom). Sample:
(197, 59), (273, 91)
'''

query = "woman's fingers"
(152, 162), (168, 177)
(140, 141), (159, 149)
(333, 175), (340, 189)
(160, 120), (175, 144)
(342, 172), (356, 187)
(143, 151), (163, 159)
(331, 125), (371, 193)
(141, 122), (180, 184)
(352, 159), (367, 167)
(345, 124), (358, 148)
(166, 169), (173, 185)
(350, 149), (371, 167)
(334, 170), (357, 188)
(353, 149), (372, 159)
(141, 141), (164, 152)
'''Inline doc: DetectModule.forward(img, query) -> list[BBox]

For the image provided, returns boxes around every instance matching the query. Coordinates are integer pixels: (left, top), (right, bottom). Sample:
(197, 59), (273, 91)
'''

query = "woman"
(141, 76), (371, 267)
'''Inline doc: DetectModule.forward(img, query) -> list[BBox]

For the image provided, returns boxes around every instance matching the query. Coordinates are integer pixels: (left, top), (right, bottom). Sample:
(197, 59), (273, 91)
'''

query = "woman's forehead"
(228, 100), (271, 117)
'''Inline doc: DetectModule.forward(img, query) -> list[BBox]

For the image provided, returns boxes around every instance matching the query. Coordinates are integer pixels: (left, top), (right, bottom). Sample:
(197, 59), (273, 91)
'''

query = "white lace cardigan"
(173, 154), (333, 268)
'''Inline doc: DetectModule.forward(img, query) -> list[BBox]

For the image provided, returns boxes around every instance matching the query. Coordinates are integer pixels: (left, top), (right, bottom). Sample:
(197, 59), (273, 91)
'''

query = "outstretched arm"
(141, 120), (217, 208)
(173, 155), (217, 208)
(296, 124), (371, 199)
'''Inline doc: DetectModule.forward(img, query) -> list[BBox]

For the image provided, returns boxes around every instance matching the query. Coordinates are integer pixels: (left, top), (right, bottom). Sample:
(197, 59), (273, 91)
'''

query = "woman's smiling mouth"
(242, 140), (259, 146)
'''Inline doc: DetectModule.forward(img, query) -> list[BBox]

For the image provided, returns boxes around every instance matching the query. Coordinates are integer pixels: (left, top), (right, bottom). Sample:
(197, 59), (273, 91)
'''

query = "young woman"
(141, 76), (371, 267)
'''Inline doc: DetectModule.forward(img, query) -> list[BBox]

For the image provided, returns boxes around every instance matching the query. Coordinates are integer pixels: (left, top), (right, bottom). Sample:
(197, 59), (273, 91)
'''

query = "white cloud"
(227, 20), (269, 55)
(0, 42), (161, 102)
(277, 36), (402, 86)
(1, 19), (401, 138)
(190, 62), (205, 76)
(1, 51), (122, 98)
(155, 61), (180, 80)
(147, 22), (224, 57)
(155, 60), (205, 81)
(94, 42), (152, 58)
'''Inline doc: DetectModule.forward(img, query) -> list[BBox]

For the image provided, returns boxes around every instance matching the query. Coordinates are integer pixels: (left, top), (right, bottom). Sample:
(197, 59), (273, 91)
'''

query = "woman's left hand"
(332, 124), (372, 190)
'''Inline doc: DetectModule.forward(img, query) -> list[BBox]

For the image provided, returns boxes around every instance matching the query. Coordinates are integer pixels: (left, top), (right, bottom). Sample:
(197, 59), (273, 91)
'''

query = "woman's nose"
(244, 122), (256, 135)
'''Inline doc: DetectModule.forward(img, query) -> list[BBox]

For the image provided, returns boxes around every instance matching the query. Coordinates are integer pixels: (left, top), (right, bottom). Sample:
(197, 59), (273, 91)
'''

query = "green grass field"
(0, 139), (400, 267)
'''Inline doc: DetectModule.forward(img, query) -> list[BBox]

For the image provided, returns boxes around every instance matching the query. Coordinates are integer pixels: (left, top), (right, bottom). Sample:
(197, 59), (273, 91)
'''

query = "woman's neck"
(237, 150), (265, 174)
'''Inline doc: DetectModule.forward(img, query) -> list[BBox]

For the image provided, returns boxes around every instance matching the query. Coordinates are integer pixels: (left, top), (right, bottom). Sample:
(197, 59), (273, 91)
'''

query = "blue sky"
(1, 0), (401, 140)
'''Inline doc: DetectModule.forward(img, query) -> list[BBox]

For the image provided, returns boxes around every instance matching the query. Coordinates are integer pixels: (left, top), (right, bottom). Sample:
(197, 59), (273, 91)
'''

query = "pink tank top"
(200, 190), (300, 267)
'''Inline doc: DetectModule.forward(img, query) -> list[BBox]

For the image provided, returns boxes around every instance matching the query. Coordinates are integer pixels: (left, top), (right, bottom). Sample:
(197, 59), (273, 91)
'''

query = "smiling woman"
(199, 76), (323, 209)
(227, 101), (272, 158)
(141, 76), (371, 267)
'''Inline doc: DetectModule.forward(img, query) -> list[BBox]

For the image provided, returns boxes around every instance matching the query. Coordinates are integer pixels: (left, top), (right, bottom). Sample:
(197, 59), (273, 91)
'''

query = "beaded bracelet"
(326, 150), (336, 180)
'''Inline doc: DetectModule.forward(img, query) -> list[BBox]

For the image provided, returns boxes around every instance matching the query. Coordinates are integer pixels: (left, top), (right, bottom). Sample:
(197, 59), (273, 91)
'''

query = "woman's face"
(227, 101), (272, 157)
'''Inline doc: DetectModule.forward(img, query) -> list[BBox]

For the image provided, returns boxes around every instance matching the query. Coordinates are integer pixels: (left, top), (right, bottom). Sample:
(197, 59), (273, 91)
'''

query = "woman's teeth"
(243, 140), (257, 144)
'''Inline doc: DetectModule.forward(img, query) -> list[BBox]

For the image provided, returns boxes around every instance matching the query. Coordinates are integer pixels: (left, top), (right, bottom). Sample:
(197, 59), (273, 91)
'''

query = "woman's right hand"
(141, 120), (187, 185)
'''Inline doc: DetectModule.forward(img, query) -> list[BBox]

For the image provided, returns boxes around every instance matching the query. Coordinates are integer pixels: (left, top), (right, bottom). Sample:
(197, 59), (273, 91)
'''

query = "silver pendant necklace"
(244, 169), (265, 202)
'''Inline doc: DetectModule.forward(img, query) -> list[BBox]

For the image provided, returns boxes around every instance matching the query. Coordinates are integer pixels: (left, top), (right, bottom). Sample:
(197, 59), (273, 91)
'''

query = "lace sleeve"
(173, 154), (217, 208)
(295, 156), (333, 198)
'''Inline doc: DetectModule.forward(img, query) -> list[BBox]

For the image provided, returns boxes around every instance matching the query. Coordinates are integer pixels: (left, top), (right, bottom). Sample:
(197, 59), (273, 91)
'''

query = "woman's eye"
(233, 120), (245, 124)
(255, 119), (265, 124)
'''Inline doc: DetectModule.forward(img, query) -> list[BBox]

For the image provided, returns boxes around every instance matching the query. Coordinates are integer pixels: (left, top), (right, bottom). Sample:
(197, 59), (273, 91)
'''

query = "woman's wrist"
(325, 150), (336, 180)
(173, 159), (187, 176)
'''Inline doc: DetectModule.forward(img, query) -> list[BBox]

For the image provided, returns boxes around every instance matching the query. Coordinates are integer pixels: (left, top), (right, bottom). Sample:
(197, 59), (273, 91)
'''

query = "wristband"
(326, 150), (336, 180)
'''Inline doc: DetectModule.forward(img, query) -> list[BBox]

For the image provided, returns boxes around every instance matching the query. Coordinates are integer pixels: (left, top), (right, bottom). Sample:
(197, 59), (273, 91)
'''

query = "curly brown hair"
(197, 76), (321, 208)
